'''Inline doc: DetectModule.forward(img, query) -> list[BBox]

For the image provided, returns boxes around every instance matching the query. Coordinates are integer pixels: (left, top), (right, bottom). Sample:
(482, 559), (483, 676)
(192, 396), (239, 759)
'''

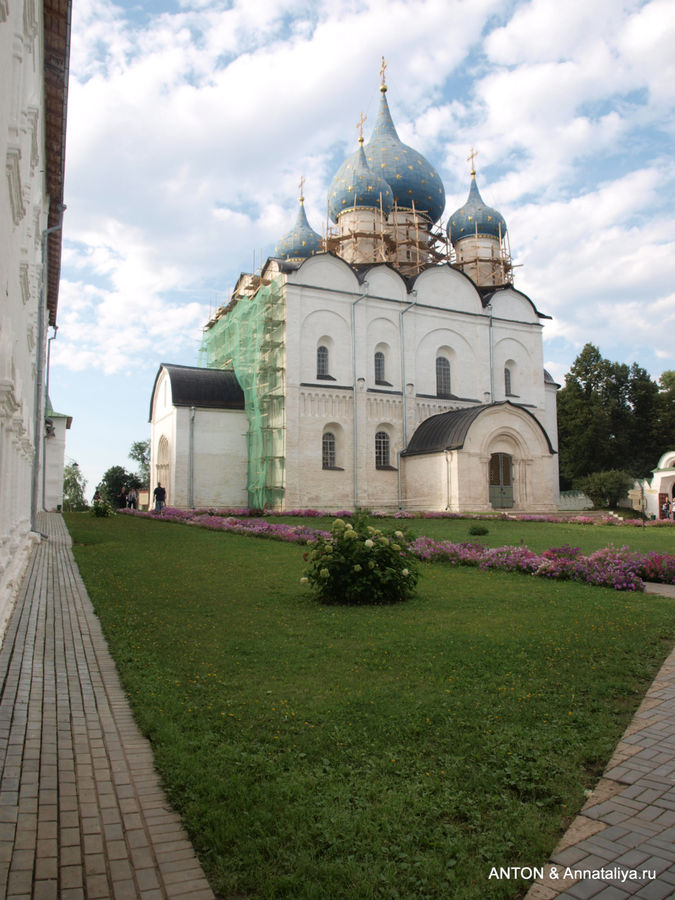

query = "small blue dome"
(274, 199), (322, 260)
(364, 90), (445, 224)
(448, 174), (507, 242)
(328, 141), (394, 223)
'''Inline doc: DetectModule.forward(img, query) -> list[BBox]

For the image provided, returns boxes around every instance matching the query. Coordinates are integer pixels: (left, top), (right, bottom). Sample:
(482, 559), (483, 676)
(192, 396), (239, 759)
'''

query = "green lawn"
(265, 513), (675, 556)
(64, 513), (675, 899)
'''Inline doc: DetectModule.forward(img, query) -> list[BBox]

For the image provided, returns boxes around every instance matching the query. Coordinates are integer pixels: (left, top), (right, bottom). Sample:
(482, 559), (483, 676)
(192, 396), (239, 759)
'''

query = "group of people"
(90, 483), (167, 511)
(661, 496), (675, 520)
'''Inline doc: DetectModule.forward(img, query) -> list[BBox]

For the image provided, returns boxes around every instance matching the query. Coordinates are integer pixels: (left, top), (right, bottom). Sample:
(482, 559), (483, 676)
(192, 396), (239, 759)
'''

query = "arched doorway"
(489, 452), (513, 508)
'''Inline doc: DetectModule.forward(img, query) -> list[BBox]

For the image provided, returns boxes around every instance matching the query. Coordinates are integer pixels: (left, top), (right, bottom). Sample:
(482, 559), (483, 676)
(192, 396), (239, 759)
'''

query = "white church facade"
(150, 70), (560, 514)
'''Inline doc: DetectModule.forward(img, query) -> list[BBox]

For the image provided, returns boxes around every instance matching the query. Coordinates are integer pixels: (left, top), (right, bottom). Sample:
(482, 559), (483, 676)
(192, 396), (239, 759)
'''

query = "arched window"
(436, 357), (451, 398)
(316, 345), (329, 379)
(504, 366), (512, 396)
(322, 432), (336, 469)
(375, 431), (390, 469)
(374, 351), (385, 384)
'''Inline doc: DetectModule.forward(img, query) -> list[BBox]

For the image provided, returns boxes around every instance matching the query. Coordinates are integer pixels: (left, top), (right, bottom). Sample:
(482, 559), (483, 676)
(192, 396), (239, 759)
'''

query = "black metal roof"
(149, 364), (245, 420)
(403, 402), (555, 456)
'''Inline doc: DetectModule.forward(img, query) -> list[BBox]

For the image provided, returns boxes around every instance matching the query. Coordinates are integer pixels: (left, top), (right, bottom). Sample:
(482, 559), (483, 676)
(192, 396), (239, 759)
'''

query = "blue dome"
(363, 90), (445, 224)
(274, 199), (322, 260)
(328, 141), (394, 223)
(448, 174), (507, 242)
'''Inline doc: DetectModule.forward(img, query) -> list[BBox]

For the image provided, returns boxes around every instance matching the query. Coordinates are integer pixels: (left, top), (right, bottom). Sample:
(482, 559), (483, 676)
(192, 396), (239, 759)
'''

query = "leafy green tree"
(62, 462), (88, 511)
(129, 439), (150, 485)
(558, 345), (670, 485)
(98, 466), (132, 505)
(576, 470), (634, 509)
(656, 371), (675, 453)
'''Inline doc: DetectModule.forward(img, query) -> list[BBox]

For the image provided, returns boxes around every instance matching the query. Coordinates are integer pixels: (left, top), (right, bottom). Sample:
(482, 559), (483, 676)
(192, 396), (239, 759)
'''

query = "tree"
(557, 344), (671, 486)
(656, 371), (675, 454)
(98, 466), (133, 505)
(62, 462), (88, 511)
(129, 439), (150, 485)
(576, 470), (634, 509)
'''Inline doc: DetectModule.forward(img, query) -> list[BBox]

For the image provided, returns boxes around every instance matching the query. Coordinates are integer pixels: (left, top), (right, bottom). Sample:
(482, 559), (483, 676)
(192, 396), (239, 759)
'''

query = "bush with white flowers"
(301, 516), (418, 605)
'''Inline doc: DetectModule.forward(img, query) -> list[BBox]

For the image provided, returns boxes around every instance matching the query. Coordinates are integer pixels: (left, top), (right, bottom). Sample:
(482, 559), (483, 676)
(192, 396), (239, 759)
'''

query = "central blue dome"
(327, 88), (446, 225)
(364, 90), (445, 224)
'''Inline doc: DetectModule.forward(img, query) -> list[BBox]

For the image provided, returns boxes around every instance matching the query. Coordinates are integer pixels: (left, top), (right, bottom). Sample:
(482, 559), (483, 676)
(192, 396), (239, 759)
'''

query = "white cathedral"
(150, 70), (560, 514)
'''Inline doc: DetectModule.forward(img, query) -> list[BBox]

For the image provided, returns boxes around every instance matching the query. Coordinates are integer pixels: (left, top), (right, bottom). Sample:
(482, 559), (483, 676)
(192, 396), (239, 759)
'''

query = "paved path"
(0, 513), (215, 899)
(526, 583), (675, 900)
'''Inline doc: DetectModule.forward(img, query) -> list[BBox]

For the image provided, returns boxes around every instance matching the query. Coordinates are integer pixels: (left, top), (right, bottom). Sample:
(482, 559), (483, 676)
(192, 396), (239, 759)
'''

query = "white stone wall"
(44, 414), (69, 510)
(149, 367), (248, 509)
(0, 0), (49, 618)
(282, 256), (557, 512)
(402, 406), (558, 513)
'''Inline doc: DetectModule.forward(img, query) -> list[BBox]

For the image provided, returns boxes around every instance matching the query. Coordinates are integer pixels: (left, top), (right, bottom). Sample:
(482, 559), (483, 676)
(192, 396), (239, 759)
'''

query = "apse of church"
(150, 65), (560, 514)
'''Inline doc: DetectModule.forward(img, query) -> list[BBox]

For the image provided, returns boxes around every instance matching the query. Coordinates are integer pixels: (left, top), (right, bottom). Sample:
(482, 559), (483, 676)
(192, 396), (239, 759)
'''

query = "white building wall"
(281, 256), (557, 512)
(0, 0), (50, 621)
(44, 415), (69, 510)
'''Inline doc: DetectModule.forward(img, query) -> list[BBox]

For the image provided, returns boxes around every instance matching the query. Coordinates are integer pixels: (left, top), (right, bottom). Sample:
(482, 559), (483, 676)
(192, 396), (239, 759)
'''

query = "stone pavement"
(0, 512), (215, 899)
(526, 582), (675, 900)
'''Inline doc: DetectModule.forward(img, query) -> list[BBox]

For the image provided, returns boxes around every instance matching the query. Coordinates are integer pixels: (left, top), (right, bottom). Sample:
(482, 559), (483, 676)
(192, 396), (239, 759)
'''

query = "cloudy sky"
(52, 0), (675, 495)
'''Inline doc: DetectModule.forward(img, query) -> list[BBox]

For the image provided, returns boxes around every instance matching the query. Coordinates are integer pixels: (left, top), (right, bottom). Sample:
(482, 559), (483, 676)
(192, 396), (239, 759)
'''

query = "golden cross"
(298, 175), (305, 201)
(467, 147), (478, 174)
(380, 56), (388, 91)
(356, 112), (367, 142)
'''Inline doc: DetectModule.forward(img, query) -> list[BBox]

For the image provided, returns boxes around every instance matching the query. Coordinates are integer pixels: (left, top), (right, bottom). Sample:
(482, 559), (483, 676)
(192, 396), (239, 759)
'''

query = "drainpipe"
(41, 325), (58, 509)
(397, 290), (417, 509)
(31, 207), (66, 534)
(351, 282), (369, 509)
(445, 449), (451, 510)
(188, 406), (196, 508)
(487, 301), (494, 403)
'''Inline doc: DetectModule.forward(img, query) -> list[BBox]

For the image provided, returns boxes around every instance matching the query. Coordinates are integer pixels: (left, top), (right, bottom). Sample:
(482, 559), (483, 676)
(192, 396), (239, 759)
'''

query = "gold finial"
(356, 112), (367, 144)
(298, 175), (305, 203)
(380, 56), (388, 92)
(467, 147), (478, 176)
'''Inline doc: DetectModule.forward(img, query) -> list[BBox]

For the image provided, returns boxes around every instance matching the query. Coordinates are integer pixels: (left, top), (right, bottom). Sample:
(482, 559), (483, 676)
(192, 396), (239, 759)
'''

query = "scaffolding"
(324, 200), (451, 276)
(199, 278), (286, 510)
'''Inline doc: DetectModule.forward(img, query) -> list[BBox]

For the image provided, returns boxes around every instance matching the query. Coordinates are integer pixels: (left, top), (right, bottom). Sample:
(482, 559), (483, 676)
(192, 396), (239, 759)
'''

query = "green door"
(489, 453), (514, 508)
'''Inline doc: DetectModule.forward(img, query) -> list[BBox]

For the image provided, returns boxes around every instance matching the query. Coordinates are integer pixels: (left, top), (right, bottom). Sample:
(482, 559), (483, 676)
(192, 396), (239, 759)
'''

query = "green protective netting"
(199, 278), (285, 510)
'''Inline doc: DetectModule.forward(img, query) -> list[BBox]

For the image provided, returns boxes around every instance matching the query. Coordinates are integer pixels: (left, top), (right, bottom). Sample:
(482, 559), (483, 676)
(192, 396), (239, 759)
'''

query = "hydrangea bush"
(301, 518), (419, 605)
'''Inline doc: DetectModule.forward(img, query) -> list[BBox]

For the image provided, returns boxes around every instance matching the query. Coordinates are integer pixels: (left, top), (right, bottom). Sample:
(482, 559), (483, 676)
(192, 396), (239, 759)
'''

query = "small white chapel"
(150, 65), (560, 513)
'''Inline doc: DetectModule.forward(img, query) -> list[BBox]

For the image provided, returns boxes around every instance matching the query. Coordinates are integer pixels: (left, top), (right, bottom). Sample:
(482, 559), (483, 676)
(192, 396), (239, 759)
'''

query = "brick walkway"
(0, 513), (215, 899)
(526, 586), (675, 900)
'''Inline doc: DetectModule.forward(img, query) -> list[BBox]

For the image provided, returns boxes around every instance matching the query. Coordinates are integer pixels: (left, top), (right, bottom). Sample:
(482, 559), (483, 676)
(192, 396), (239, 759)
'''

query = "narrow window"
(375, 431), (390, 468)
(374, 351), (385, 384)
(436, 357), (451, 398)
(322, 432), (336, 469)
(317, 345), (329, 379)
(504, 366), (512, 395)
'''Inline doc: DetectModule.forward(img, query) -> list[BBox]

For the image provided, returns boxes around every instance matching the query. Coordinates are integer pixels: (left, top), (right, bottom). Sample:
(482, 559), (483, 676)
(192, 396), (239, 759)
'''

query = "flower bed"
(119, 508), (675, 591)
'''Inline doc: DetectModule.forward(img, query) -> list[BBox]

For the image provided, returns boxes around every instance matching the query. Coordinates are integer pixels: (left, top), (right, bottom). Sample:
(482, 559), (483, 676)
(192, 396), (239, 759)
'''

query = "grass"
(64, 513), (675, 899)
(265, 513), (674, 556)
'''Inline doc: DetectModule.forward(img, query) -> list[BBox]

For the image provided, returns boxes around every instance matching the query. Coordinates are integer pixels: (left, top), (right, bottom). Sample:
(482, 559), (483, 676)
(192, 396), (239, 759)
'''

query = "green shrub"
(302, 517), (418, 604)
(468, 524), (489, 536)
(576, 469), (633, 508)
(92, 499), (115, 518)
